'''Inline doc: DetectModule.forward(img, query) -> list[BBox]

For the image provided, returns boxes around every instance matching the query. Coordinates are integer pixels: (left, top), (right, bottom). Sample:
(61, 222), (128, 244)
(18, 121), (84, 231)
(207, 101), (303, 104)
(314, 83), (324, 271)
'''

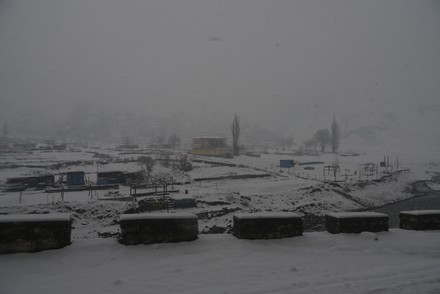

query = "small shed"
(97, 171), (145, 185)
(6, 175), (54, 190)
(37, 175), (55, 186)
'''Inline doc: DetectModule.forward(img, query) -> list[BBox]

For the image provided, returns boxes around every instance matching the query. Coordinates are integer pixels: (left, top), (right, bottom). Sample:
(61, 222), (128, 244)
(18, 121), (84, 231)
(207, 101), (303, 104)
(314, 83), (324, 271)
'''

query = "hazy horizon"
(1, 0), (440, 145)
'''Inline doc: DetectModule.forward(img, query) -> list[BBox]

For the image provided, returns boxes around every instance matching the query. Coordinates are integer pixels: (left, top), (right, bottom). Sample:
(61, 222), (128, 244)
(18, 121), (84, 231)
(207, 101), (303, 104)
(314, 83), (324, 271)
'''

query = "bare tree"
(313, 129), (331, 152)
(156, 135), (165, 146)
(302, 138), (316, 150)
(232, 114), (240, 156)
(138, 156), (155, 176)
(123, 136), (131, 146)
(332, 155), (340, 181)
(162, 154), (170, 168)
(302, 140), (311, 150)
(331, 117), (340, 153)
(285, 135), (294, 149)
(177, 154), (193, 172)
(168, 134), (181, 148)
(311, 137), (319, 150)
(280, 135), (294, 150)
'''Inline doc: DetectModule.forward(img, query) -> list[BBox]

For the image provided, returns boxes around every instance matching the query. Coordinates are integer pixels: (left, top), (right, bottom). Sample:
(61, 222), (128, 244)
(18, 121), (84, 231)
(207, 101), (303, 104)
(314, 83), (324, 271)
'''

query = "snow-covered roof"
(0, 213), (72, 223)
(234, 212), (302, 219)
(120, 213), (197, 221)
(326, 212), (388, 219)
(400, 210), (440, 216)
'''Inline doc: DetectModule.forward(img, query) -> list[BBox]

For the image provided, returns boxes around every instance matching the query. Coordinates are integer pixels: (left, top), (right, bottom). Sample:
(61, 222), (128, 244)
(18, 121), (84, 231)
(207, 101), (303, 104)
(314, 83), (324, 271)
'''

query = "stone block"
(400, 210), (440, 230)
(119, 213), (198, 245)
(233, 213), (303, 239)
(326, 212), (388, 234)
(0, 214), (72, 254)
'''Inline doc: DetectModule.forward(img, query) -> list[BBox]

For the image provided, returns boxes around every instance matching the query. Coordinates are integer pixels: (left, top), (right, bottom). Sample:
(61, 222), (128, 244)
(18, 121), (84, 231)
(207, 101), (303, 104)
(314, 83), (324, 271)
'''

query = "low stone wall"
(326, 212), (388, 234)
(400, 210), (440, 230)
(194, 173), (271, 182)
(0, 214), (72, 254)
(119, 213), (198, 245)
(233, 213), (303, 239)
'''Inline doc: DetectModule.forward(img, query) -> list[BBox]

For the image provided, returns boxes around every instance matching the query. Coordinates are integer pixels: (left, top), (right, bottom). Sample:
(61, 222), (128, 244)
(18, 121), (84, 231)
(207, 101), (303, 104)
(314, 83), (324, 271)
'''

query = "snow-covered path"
(1, 230), (439, 294)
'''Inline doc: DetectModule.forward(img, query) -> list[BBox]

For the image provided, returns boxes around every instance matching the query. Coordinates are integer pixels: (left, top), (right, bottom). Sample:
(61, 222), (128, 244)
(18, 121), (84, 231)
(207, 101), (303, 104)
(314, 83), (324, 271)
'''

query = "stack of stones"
(119, 213), (198, 245)
(325, 212), (388, 234)
(400, 210), (440, 230)
(0, 214), (72, 253)
(233, 213), (303, 239)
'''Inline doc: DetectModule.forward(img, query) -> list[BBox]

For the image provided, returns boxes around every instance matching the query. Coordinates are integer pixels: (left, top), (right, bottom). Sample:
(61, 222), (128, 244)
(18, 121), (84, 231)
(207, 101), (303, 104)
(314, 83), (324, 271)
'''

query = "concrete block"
(0, 214), (72, 254)
(326, 212), (388, 234)
(119, 213), (198, 245)
(233, 213), (303, 239)
(400, 210), (440, 230)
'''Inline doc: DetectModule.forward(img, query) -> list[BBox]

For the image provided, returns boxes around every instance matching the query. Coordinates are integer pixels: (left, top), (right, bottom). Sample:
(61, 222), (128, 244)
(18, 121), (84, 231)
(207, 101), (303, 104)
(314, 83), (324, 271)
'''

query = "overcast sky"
(1, 0), (440, 139)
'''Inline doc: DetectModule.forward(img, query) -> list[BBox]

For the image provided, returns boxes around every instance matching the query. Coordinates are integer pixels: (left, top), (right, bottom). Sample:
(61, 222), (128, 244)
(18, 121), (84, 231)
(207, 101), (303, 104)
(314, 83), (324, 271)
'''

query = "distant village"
(1, 115), (401, 198)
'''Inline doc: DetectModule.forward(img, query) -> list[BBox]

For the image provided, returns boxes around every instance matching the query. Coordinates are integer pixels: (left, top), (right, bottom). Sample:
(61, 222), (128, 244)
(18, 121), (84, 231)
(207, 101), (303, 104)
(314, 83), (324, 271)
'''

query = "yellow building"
(191, 137), (232, 157)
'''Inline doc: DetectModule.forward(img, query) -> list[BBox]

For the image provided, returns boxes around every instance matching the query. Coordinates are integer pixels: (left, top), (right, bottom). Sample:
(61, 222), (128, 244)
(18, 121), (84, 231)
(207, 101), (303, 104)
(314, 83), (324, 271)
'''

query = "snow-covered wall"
(0, 213), (72, 253)
(400, 210), (440, 230)
(326, 212), (389, 234)
(119, 213), (198, 245)
(233, 213), (303, 239)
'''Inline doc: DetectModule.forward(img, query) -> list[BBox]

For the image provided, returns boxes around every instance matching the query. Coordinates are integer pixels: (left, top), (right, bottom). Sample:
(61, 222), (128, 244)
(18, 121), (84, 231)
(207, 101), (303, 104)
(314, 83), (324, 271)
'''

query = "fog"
(1, 0), (440, 145)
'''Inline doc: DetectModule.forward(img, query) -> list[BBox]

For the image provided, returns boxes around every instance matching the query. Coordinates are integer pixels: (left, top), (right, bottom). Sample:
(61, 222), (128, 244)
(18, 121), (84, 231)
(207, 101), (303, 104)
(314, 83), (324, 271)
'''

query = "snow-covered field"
(1, 143), (440, 237)
(1, 230), (440, 294)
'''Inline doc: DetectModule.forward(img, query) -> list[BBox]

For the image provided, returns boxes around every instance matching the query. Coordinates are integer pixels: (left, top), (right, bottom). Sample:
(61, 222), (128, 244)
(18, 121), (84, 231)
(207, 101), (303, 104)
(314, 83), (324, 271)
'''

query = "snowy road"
(0, 230), (439, 294)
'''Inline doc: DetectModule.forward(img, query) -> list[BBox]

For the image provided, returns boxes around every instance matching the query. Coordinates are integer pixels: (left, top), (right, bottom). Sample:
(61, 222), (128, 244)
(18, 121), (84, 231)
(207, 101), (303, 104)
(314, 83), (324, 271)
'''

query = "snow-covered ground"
(0, 230), (439, 294)
(1, 143), (440, 237)
(1, 144), (440, 293)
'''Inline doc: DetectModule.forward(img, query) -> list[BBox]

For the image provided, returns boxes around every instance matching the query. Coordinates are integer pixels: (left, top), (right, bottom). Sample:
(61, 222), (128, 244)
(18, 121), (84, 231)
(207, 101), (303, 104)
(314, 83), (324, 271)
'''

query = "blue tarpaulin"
(280, 160), (295, 168)
(66, 171), (85, 186)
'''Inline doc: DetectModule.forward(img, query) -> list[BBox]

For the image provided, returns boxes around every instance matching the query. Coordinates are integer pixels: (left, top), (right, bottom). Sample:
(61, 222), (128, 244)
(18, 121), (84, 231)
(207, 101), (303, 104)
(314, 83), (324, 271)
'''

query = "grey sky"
(1, 0), (440, 142)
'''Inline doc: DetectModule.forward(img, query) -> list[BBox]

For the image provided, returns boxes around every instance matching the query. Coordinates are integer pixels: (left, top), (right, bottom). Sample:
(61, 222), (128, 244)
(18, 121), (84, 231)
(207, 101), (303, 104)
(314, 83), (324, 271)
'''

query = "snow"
(427, 182), (440, 191)
(400, 210), (440, 216)
(326, 212), (388, 219)
(1, 141), (440, 237)
(189, 165), (265, 180)
(0, 147), (432, 292)
(0, 213), (71, 223)
(0, 135), (440, 293)
(0, 230), (439, 294)
(120, 213), (197, 221)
